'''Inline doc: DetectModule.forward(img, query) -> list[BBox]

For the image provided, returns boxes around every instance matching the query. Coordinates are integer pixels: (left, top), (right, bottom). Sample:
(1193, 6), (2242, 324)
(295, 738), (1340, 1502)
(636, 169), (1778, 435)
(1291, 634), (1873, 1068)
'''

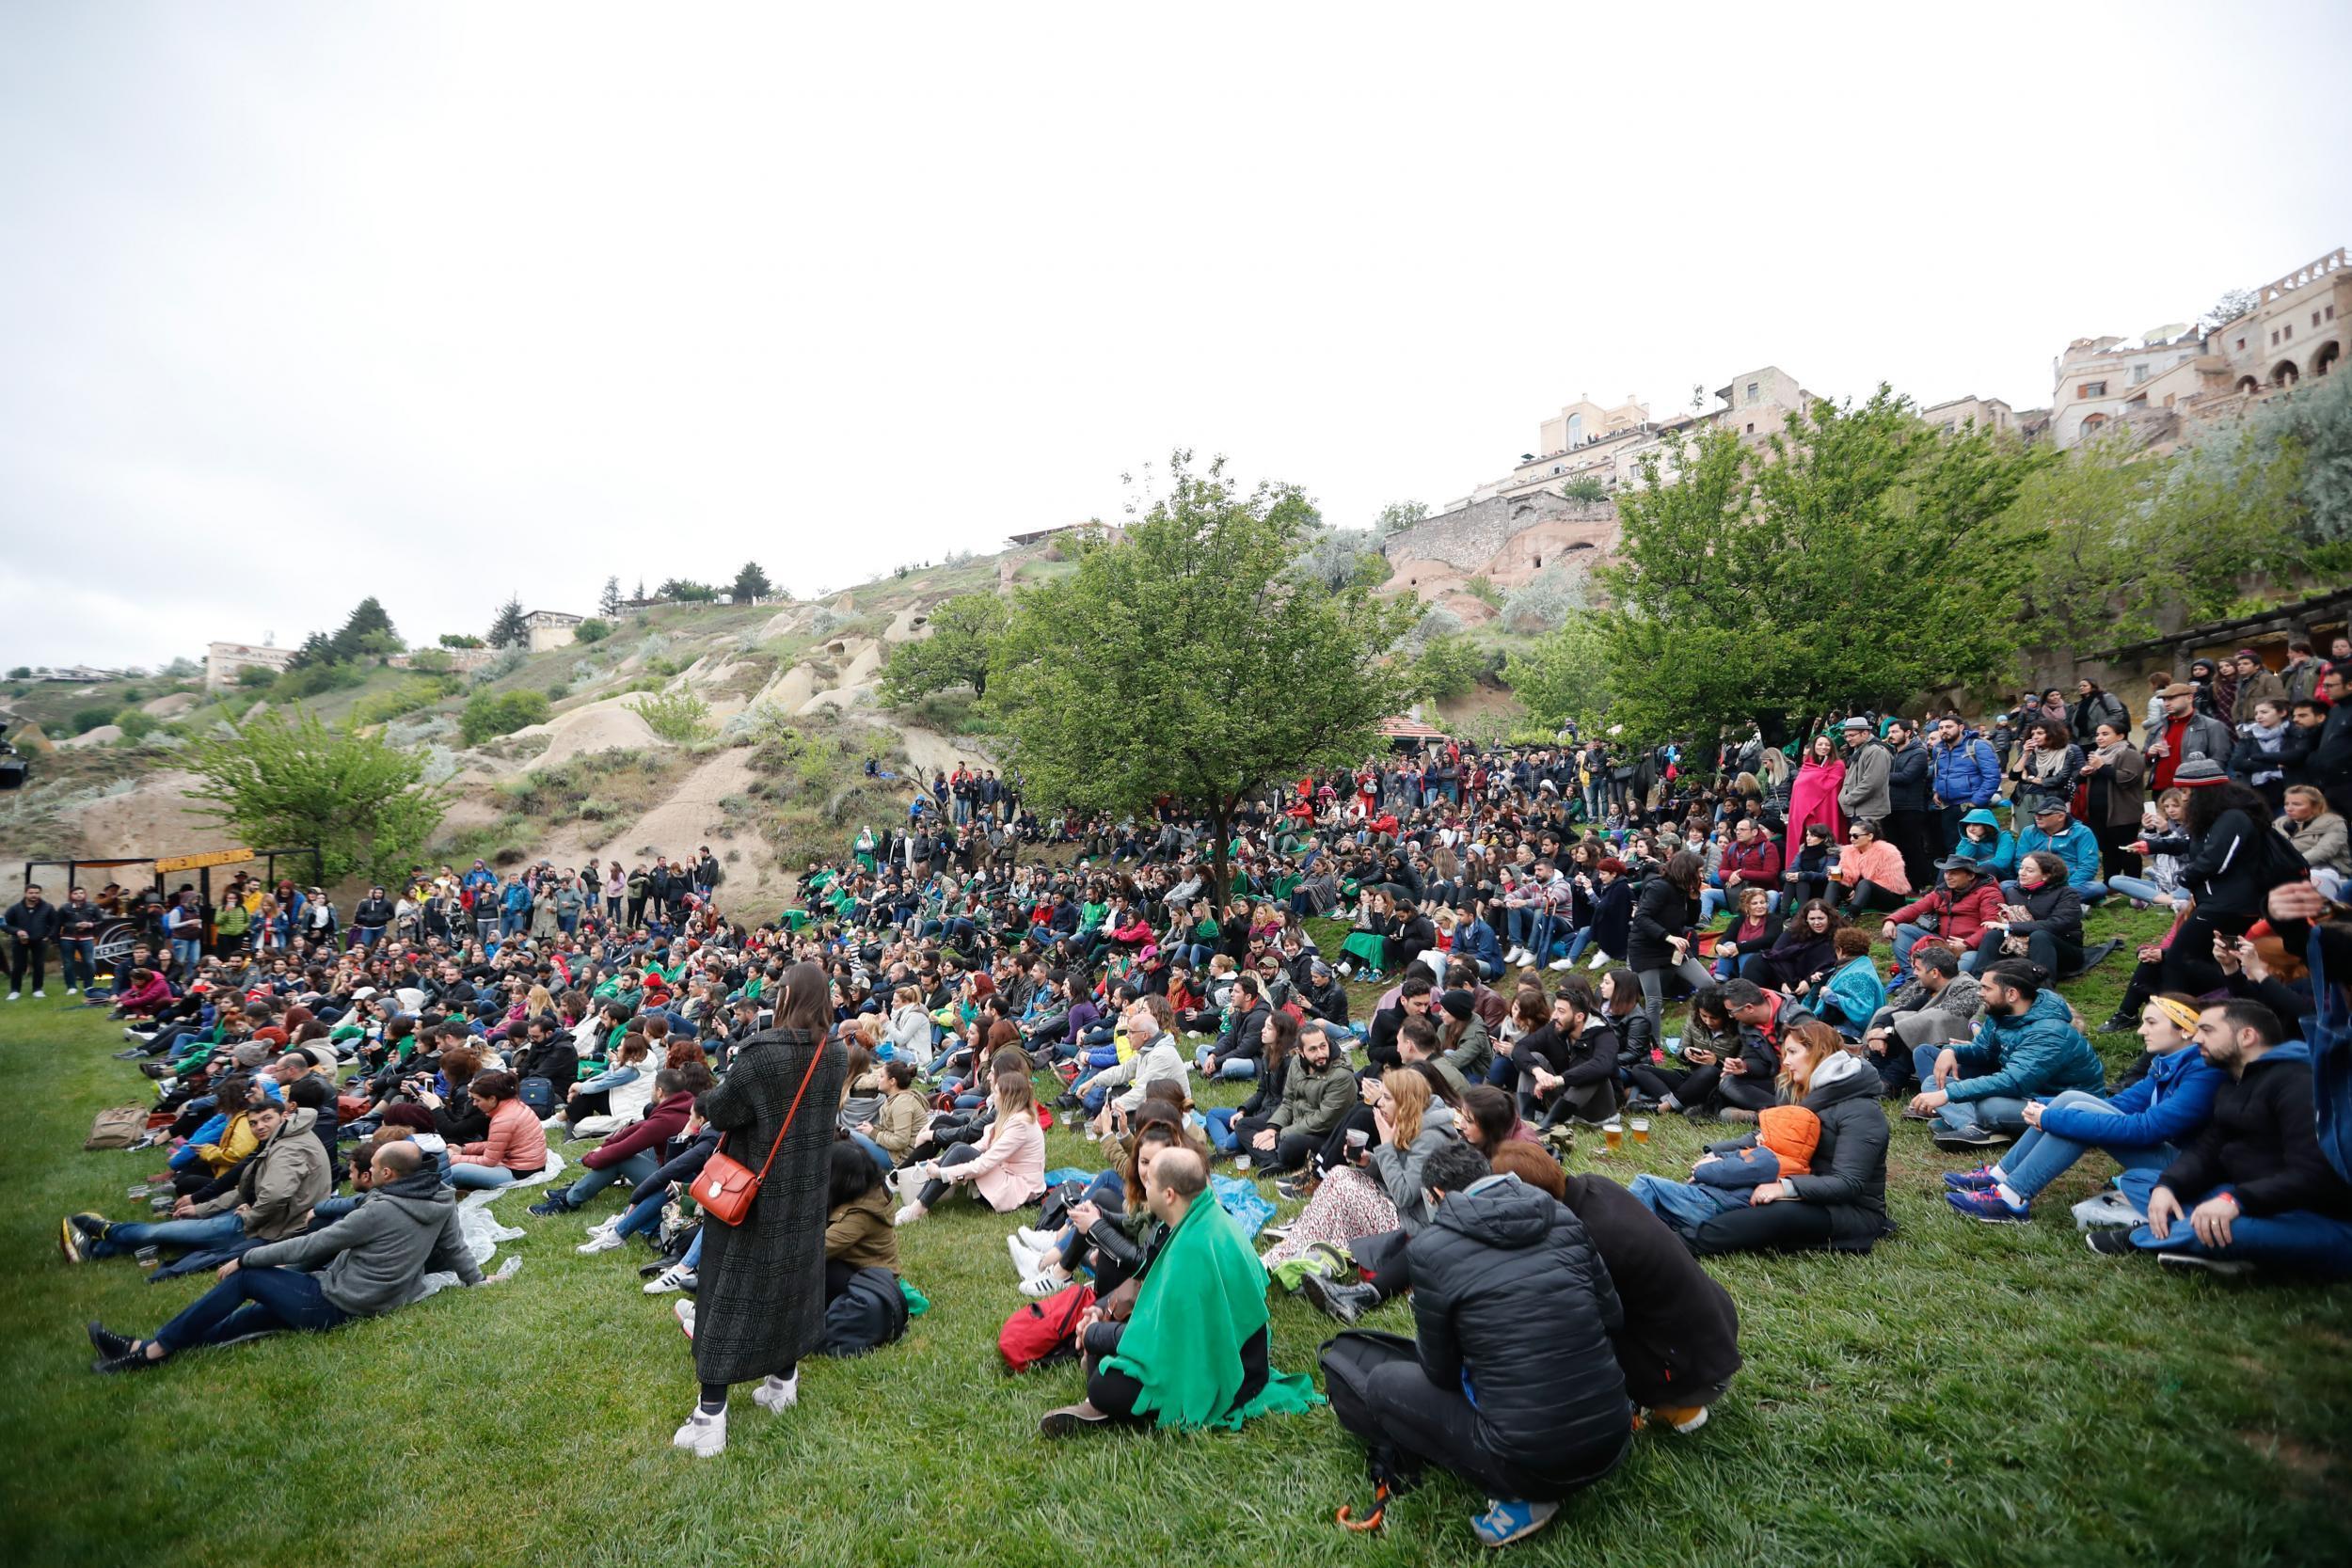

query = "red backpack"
(997, 1282), (1094, 1371)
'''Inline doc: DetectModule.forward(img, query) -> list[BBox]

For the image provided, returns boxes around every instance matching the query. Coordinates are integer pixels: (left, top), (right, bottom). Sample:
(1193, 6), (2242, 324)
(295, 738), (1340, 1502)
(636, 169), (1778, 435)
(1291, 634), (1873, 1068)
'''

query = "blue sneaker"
(1942, 1164), (2000, 1191)
(1947, 1187), (2029, 1224)
(1472, 1498), (1559, 1548)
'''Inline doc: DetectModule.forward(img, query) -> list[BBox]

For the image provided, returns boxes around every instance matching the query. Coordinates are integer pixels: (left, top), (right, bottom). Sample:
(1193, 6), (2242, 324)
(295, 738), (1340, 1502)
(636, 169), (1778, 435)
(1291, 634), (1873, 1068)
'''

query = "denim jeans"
(154, 1264), (350, 1354)
(60, 938), (96, 990)
(849, 1132), (894, 1178)
(87, 1212), (246, 1259)
(452, 1164), (521, 1190)
(170, 938), (203, 977)
(1890, 922), (1936, 971)
(616, 1191), (666, 1242)
(1996, 1091), (2171, 1200)
(2104, 875), (2167, 905)
(564, 1150), (658, 1206)
(1203, 1107), (1242, 1153)
(2116, 1173), (2352, 1276)
(1628, 1173), (1742, 1239)
(1697, 886), (1729, 925)
(1913, 1044), (2028, 1134)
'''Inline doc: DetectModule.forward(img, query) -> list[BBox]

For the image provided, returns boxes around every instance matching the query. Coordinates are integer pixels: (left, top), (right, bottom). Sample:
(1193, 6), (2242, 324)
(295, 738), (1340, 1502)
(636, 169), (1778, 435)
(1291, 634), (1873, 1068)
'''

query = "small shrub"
(574, 618), (612, 643)
(461, 688), (551, 745)
(546, 681), (570, 701)
(114, 708), (159, 741)
(1500, 565), (1589, 634)
(408, 648), (454, 674)
(1463, 575), (1503, 609)
(644, 656), (683, 678)
(469, 646), (527, 686)
(234, 665), (278, 688)
(577, 797), (621, 821)
(385, 713), (456, 749)
(70, 706), (116, 735)
(632, 632), (671, 664)
(571, 657), (600, 683)
(628, 689), (713, 742)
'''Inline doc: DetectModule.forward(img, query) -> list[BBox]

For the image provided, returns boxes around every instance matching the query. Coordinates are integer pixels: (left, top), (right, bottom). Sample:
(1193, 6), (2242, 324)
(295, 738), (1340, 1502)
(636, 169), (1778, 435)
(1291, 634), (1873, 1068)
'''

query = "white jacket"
(886, 1004), (935, 1067)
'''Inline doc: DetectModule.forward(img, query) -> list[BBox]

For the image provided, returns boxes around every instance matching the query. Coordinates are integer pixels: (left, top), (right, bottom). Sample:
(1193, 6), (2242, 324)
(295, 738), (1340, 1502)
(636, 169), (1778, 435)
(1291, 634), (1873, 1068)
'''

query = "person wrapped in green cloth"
(1040, 1147), (1323, 1435)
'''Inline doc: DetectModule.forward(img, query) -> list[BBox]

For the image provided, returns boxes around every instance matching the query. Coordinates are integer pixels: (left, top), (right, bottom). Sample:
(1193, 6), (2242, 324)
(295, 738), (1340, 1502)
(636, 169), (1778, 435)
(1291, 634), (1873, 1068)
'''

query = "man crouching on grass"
(86, 1138), (498, 1372)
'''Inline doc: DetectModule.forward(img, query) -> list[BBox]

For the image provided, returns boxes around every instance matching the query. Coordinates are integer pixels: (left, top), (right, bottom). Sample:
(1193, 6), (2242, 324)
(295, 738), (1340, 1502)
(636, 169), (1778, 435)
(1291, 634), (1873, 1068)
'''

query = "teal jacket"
(1947, 988), (2104, 1104)
(1820, 956), (1886, 1029)
(2014, 818), (2102, 891)
(1953, 809), (2017, 879)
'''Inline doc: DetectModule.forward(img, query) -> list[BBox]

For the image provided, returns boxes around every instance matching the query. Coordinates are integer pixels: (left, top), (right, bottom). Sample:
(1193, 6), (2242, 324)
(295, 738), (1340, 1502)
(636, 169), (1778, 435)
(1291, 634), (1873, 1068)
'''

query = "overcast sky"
(4, 2), (2349, 671)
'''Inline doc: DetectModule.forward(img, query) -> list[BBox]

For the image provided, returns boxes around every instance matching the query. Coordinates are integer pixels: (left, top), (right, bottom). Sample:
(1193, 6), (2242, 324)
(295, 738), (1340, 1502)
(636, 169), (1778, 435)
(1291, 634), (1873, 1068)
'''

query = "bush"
(438, 632), (485, 648)
(644, 656), (683, 678)
(575, 618), (612, 643)
(348, 675), (457, 729)
(546, 682), (570, 701)
(1462, 575), (1503, 609)
(234, 665), (278, 688)
(69, 706), (117, 735)
(407, 648), (454, 674)
(460, 689), (551, 745)
(385, 713), (456, 749)
(115, 708), (160, 741)
(631, 689), (712, 742)
(469, 646), (527, 686)
(272, 661), (369, 701)
(1499, 565), (1589, 634)
(1562, 474), (1610, 503)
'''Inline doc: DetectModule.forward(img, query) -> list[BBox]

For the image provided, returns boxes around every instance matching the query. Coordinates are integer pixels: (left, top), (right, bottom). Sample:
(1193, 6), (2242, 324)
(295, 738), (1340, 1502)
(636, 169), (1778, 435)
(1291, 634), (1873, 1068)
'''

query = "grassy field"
(5, 903), (2350, 1568)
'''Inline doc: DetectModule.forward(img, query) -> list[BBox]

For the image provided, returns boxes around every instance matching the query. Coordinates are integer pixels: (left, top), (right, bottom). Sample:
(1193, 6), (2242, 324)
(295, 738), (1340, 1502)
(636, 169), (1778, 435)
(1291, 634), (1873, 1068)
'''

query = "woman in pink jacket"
(450, 1071), (549, 1189)
(1828, 817), (1912, 917)
(892, 1070), (1045, 1226)
(1786, 734), (1846, 864)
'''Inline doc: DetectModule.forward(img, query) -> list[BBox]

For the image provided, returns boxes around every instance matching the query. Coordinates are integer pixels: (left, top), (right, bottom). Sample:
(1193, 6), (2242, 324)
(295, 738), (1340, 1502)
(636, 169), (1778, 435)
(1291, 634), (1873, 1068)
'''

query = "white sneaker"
(585, 1214), (622, 1239)
(31, 990), (43, 999)
(1547, 958), (1572, 971)
(65, 987), (78, 995)
(576, 1230), (626, 1255)
(893, 1202), (925, 1227)
(1587, 951), (1610, 970)
(752, 1370), (799, 1411)
(6, 992), (17, 1003)
(671, 1405), (726, 1456)
(644, 1264), (695, 1294)
(1019, 1269), (1069, 1298)
(674, 1299), (696, 1337)
(1014, 1225), (1059, 1250)
(1008, 1233), (1047, 1276)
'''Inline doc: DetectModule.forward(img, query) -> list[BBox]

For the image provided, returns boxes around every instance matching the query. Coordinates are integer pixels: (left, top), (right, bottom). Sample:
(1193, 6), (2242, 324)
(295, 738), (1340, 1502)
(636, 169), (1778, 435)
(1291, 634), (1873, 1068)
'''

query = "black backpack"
(819, 1267), (909, 1358)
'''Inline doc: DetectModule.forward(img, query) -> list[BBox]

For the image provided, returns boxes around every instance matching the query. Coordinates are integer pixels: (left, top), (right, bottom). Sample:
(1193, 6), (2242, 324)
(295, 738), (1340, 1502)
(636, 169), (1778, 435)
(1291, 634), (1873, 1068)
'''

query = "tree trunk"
(1208, 799), (1232, 907)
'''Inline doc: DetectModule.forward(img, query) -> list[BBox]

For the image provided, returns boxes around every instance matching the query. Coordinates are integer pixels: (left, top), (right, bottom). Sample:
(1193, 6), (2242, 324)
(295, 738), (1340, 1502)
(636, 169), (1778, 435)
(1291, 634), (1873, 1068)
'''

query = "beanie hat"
(2171, 756), (2228, 788)
(231, 1041), (270, 1068)
(1439, 990), (1474, 1021)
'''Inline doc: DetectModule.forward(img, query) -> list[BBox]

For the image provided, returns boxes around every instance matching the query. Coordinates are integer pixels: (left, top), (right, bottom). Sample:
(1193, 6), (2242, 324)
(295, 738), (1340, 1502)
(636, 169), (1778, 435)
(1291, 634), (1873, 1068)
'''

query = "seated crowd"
(25, 655), (2352, 1548)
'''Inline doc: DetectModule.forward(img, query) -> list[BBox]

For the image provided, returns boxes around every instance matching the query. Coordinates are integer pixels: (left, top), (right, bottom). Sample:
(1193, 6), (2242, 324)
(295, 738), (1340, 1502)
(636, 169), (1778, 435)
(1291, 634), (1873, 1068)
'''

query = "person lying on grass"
(1038, 1147), (1321, 1437)
(86, 1138), (494, 1372)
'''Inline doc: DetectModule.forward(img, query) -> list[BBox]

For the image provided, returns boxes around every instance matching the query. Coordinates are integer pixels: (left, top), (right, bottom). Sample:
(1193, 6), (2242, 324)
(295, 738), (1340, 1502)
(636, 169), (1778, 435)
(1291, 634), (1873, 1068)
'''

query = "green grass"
(5, 901), (2349, 1568)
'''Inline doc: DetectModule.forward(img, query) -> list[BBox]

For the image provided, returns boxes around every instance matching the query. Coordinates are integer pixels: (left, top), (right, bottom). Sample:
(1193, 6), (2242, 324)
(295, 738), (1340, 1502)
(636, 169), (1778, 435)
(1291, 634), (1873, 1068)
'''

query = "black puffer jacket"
(1560, 1173), (1741, 1408)
(1405, 1174), (1629, 1472)
(1787, 1055), (1891, 1248)
(1627, 879), (1696, 972)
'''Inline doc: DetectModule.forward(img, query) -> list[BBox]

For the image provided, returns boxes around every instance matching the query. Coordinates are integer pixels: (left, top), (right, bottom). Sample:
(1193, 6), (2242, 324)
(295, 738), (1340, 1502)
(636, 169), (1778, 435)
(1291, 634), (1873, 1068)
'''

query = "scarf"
(1098, 1194), (1323, 1432)
(2245, 721), (2289, 785)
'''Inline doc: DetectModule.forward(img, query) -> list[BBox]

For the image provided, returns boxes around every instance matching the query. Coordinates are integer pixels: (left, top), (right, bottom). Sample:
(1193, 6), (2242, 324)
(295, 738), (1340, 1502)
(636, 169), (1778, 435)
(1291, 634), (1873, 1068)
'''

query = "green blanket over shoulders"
(1100, 1193), (1324, 1432)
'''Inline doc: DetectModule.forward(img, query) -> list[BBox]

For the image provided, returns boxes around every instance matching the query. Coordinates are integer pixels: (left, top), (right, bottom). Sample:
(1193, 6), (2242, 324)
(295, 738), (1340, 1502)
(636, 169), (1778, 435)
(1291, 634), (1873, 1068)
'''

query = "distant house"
(521, 610), (585, 653)
(203, 642), (295, 689)
(1005, 521), (1122, 550)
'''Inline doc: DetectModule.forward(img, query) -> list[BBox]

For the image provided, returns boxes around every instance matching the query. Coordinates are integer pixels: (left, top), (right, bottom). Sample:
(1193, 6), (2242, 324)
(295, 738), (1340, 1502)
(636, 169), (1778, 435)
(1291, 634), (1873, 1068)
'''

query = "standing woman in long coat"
(673, 960), (846, 1457)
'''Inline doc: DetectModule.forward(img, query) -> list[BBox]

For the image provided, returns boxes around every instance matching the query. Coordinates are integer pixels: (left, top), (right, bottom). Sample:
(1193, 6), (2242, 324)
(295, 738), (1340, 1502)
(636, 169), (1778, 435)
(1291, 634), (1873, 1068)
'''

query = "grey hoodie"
(241, 1166), (482, 1316)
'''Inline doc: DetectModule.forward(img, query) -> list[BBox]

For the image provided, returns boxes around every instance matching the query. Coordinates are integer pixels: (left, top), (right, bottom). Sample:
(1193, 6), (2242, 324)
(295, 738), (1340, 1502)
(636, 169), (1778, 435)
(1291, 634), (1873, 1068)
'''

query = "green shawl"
(1099, 1194), (1324, 1432)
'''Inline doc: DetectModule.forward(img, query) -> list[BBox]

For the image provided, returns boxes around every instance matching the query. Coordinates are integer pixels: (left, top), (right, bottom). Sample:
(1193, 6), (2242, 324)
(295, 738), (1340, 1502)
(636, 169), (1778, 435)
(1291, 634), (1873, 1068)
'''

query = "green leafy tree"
(1371, 499), (1427, 538)
(1561, 474), (1610, 503)
(70, 705), (117, 735)
(1502, 613), (1614, 732)
(460, 689), (551, 745)
(233, 664), (278, 689)
(599, 576), (624, 617)
(1596, 389), (2051, 742)
(6, 666), (29, 679)
(574, 618), (612, 643)
(992, 451), (1420, 901)
(731, 561), (773, 603)
(438, 632), (485, 649)
(486, 596), (529, 649)
(185, 707), (450, 882)
(1412, 633), (1486, 702)
(328, 596), (399, 663)
(656, 578), (720, 603)
(879, 593), (1008, 704)
(282, 630), (335, 672)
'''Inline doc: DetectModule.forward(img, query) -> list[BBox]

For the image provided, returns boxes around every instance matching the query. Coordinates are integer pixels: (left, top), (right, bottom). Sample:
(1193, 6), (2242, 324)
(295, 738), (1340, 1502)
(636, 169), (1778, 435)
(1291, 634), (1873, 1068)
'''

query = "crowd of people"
(26, 639), (2352, 1548)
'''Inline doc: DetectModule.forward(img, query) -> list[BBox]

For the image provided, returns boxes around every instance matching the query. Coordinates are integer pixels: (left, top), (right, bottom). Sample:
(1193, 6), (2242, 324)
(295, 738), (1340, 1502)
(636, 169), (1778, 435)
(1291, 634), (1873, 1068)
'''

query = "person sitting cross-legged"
(65, 1096), (328, 1269)
(1907, 960), (2104, 1150)
(1038, 1147), (1321, 1436)
(1944, 994), (2223, 1226)
(1321, 1140), (1631, 1550)
(2087, 998), (2352, 1276)
(85, 1139), (493, 1372)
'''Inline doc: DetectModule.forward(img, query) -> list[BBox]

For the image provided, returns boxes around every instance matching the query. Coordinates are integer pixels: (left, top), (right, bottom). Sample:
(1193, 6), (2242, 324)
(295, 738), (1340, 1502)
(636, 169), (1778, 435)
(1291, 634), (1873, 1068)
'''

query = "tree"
(992, 451), (1419, 901)
(656, 578), (720, 603)
(731, 561), (773, 603)
(185, 707), (450, 883)
(2200, 288), (2260, 332)
(599, 576), (624, 617)
(486, 596), (529, 649)
(1371, 499), (1427, 539)
(1561, 474), (1610, 503)
(574, 618), (612, 643)
(1503, 613), (1613, 732)
(7, 666), (29, 679)
(329, 596), (400, 663)
(1412, 633), (1486, 703)
(633, 578), (647, 603)
(879, 593), (1008, 705)
(438, 632), (485, 649)
(1595, 390), (2051, 742)
(282, 630), (335, 672)
(161, 657), (200, 679)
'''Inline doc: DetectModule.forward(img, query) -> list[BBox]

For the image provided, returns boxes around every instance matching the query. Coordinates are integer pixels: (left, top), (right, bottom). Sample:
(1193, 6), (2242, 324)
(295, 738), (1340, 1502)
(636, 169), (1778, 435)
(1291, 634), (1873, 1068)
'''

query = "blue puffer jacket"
(1947, 987), (2105, 1104)
(1931, 735), (2002, 808)
(2036, 1042), (2224, 1149)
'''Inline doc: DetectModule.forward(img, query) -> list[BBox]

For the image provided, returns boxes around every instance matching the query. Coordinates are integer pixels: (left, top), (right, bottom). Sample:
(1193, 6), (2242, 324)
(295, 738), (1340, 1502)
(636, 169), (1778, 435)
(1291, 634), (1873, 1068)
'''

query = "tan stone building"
(204, 640), (296, 689)
(1917, 394), (2016, 437)
(521, 610), (584, 653)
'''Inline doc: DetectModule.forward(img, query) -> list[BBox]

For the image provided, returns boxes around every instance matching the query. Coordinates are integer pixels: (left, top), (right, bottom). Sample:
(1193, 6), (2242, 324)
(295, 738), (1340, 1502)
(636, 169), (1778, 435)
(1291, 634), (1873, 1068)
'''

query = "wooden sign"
(155, 848), (256, 874)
